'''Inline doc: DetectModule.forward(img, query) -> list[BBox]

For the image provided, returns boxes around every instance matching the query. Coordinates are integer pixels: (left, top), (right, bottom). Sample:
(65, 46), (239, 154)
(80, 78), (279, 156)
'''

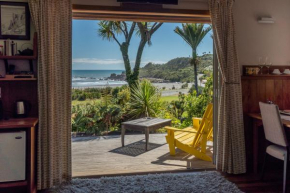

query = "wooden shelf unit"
(242, 75), (290, 80)
(0, 75), (37, 81)
(0, 78), (37, 81)
(0, 33), (38, 74)
(0, 34), (38, 192)
(0, 55), (37, 60)
(242, 65), (290, 76)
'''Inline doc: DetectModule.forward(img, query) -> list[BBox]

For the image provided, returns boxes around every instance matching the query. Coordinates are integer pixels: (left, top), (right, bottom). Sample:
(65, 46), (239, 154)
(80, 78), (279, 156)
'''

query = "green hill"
(139, 54), (213, 83)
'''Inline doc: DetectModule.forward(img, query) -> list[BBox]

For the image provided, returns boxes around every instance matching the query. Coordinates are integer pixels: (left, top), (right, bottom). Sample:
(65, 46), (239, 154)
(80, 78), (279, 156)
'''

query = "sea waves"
(72, 76), (127, 88)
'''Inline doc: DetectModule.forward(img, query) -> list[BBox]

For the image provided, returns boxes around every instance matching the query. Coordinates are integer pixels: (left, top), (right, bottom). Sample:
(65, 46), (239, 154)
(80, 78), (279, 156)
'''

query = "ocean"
(72, 70), (127, 88)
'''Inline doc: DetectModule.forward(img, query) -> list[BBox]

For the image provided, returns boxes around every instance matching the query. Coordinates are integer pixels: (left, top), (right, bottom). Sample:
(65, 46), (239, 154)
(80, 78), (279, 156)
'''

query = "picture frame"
(0, 2), (30, 40)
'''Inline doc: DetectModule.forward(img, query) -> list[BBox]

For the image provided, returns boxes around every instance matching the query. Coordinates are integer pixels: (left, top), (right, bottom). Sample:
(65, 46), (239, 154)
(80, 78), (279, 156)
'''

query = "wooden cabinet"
(0, 118), (38, 193)
(242, 75), (290, 113)
(242, 73), (290, 172)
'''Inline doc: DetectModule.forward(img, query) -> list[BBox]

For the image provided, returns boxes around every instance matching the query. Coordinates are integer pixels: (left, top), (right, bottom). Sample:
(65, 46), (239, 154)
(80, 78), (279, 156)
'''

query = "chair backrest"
(192, 103), (213, 148)
(259, 102), (288, 147)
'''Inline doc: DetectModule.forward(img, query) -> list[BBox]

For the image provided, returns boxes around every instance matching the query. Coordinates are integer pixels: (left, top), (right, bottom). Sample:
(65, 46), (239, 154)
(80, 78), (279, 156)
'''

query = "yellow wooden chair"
(165, 103), (213, 162)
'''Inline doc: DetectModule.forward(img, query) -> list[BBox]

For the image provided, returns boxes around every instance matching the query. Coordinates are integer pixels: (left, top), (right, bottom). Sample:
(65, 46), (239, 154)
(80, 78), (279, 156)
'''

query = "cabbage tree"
(98, 21), (163, 87)
(129, 80), (161, 118)
(174, 24), (211, 95)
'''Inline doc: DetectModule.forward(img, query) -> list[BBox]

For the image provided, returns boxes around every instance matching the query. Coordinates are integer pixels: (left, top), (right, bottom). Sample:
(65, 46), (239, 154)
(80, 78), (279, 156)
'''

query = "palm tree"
(174, 24), (212, 95)
(98, 21), (163, 87)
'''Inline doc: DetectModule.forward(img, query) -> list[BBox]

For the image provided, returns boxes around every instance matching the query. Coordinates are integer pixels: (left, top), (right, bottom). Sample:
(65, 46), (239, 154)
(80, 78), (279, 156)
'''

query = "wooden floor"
(225, 164), (290, 193)
(72, 133), (215, 177)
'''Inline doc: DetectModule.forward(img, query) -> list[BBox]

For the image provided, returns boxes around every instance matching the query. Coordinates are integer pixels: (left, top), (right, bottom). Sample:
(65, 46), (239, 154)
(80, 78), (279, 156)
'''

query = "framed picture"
(0, 2), (30, 40)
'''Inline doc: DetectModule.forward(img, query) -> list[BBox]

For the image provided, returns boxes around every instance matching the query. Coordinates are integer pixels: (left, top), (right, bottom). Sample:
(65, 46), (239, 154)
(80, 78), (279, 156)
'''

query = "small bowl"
(283, 69), (290, 75)
(272, 69), (282, 75)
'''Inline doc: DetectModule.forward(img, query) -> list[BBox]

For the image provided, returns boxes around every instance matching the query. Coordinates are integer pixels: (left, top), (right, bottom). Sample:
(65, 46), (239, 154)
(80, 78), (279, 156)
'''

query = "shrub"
(181, 83), (188, 89)
(117, 87), (131, 106)
(167, 92), (186, 122)
(71, 75), (213, 134)
(71, 104), (100, 133)
(71, 100), (124, 135)
(72, 88), (102, 101)
(183, 75), (213, 126)
(129, 80), (161, 118)
(188, 85), (204, 94)
(77, 93), (86, 101)
(112, 87), (120, 97)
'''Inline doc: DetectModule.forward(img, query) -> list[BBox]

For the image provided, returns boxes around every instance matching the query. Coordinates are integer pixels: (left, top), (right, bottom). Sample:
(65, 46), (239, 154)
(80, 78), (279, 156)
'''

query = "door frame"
(72, 4), (211, 23)
(71, 3), (218, 170)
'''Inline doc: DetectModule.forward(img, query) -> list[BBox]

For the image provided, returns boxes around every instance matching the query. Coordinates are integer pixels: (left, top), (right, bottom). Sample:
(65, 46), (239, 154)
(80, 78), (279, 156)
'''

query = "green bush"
(183, 75), (213, 126)
(77, 93), (86, 101)
(72, 87), (109, 101)
(167, 92), (186, 122)
(71, 75), (213, 135)
(188, 85), (204, 94)
(181, 83), (188, 89)
(129, 80), (161, 118)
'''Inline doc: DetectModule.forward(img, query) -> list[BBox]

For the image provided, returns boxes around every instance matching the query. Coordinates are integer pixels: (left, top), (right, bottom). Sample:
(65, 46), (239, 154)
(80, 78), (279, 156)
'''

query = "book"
(4, 39), (11, 56)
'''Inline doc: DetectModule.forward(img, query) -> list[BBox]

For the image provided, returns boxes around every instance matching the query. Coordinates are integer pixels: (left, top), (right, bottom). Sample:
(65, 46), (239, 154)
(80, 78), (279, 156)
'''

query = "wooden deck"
(72, 133), (215, 177)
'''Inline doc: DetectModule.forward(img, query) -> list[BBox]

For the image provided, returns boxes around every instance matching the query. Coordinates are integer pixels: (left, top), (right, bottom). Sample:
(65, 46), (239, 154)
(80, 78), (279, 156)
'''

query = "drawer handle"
(15, 136), (22, 139)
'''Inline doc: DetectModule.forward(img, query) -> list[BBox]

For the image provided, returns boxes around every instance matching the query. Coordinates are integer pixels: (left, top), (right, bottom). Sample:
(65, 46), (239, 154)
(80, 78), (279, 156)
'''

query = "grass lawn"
(160, 95), (179, 102)
(72, 95), (179, 106)
(72, 99), (100, 106)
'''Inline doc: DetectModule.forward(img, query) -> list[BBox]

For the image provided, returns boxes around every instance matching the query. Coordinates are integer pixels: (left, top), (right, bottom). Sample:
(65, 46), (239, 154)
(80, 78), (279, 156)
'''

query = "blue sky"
(72, 20), (213, 70)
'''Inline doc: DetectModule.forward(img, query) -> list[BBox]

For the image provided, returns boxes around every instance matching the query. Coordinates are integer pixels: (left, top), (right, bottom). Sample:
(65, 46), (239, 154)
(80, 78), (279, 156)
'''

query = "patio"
(72, 133), (215, 177)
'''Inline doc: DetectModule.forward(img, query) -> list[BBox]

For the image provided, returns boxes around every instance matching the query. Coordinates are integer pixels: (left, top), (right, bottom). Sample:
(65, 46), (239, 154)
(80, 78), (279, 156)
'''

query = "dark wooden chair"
(259, 102), (289, 193)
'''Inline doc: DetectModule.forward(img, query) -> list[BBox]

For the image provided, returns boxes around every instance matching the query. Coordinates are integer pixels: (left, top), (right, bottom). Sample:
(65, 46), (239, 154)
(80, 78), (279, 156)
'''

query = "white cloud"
(72, 58), (167, 66)
(73, 58), (123, 65)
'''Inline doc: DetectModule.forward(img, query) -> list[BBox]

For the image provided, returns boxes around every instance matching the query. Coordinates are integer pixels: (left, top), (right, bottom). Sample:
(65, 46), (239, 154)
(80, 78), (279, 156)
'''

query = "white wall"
(234, 0), (290, 66)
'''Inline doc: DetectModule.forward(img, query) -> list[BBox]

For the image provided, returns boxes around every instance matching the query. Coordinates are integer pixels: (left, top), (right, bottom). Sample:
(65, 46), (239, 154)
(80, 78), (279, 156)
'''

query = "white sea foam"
(72, 80), (127, 88)
(72, 70), (126, 88)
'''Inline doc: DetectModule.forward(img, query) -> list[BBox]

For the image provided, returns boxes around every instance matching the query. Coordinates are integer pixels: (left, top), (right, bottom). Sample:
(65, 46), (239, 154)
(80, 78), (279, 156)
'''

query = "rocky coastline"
(106, 72), (170, 83)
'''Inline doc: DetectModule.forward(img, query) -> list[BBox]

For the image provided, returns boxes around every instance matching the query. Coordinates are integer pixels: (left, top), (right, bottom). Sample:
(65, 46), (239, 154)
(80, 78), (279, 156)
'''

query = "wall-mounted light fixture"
(258, 17), (275, 24)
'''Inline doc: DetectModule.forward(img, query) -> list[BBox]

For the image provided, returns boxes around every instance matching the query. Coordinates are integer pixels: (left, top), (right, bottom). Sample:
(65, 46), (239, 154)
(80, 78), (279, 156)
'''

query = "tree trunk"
(192, 49), (199, 95)
(120, 43), (134, 86)
(132, 39), (147, 82)
(120, 39), (147, 88)
(194, 63), (198, 95)
(119, 22), (161, 88)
